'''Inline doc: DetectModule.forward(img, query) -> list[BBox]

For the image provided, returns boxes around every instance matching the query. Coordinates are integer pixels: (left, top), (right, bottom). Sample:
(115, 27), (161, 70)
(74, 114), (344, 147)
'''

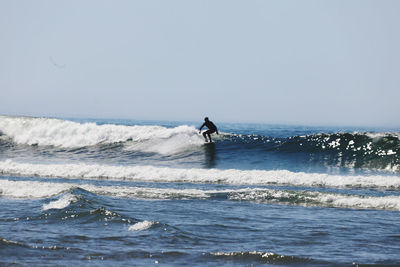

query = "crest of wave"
(124, 128), (204, 155)
(42, 193), (77, 210)
(0, 116), (203, 149)
(128, 220), (157, 231)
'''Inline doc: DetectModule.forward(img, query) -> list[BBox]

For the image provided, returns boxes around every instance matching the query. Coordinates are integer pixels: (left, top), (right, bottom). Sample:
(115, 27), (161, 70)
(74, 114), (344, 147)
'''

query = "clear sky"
(1, 1), (399, 127)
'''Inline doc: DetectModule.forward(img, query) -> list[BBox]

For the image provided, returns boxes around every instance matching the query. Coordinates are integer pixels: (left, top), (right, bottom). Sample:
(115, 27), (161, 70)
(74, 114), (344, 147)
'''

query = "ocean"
(0, 115), (399, 266)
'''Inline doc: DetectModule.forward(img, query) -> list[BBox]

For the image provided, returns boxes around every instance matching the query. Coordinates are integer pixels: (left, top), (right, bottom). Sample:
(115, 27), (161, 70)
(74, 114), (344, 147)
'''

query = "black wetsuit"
(200, 121), (218, 134)
(199, 120), (218, 142)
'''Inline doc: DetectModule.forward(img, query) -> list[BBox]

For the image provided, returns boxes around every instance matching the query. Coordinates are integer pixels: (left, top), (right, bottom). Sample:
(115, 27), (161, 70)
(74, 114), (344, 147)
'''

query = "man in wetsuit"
(199, 117), (219, 143)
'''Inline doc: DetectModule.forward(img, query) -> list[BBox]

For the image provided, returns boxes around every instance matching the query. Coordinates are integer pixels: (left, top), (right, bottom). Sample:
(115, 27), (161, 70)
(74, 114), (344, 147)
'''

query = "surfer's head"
(204, 117), (209, 122)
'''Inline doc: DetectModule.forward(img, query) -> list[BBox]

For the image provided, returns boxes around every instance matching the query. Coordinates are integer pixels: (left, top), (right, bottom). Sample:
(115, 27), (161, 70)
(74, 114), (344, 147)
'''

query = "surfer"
(199, 117), (219, 143)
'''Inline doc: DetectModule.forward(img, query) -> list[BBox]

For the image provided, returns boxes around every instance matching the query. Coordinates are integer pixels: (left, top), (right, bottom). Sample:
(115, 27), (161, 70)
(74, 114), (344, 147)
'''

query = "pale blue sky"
(1, 1), (399, 127)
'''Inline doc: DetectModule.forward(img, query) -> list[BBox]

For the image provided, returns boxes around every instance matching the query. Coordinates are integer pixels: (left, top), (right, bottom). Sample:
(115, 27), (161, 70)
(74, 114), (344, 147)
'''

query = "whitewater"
(1, 115), (400, 266)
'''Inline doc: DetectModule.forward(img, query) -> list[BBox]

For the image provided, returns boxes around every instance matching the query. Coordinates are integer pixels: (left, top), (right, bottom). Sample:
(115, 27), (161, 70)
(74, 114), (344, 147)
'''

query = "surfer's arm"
(199, 123), (205, 133)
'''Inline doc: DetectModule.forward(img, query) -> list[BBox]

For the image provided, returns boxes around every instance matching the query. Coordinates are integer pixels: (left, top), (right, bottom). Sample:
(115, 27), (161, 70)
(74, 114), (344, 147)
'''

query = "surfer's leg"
(209, 130), (216, 143)
(202, 132), (208, 142)
(204, 130), (213, 142)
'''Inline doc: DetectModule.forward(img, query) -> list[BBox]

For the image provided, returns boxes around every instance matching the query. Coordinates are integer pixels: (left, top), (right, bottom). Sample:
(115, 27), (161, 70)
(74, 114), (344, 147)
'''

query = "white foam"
(128, 220), (155, 231)
(0, 179), (215, 200)
(365, 132), (400, 140)
(0, 179), (70, 198)
(2, 179), (400, 211)
(42, 193), (77, 210)
(229, 189), (400, 210)
(0, 116), (203, 153)
(123, 126), (203, 155)
(1, 160), (400, 189)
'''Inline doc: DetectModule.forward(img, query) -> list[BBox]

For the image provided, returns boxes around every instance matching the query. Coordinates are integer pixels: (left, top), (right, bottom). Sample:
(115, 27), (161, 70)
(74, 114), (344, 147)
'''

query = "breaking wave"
(128, 220), (157, 231)
(1, 115), (399, 171)
(42, 193), (77, 210)
(0, 115), (203, 154)
(1, 160), (399, 189)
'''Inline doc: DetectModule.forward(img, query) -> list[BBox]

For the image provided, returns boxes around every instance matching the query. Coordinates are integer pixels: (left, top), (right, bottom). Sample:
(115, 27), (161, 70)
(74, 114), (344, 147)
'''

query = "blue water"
(1, 115), (400, 266)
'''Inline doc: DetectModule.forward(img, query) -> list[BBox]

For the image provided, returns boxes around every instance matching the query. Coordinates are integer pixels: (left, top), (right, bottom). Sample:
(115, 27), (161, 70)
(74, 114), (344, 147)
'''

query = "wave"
(0, 237), (25, 247)
(0, 237), (71, 251)
(225, 131), (400, 171)
(2, 179), (400, 211)
(0, 179), (217, 200)
(35, 188), (144, 228)
(42, 193), (77, 210)
(281, 132), (400, 171)
(1, 160), (400, 189)
(0, 115), (203, 154)
(228, 189), (400, 210)
(1, 115), (399, 171)
(128, 220), (157, 231)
